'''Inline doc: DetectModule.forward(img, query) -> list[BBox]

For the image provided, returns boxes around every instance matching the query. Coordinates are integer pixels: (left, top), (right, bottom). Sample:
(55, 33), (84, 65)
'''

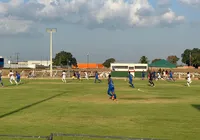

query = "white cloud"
(160, 9), (184, 24)
(0, 16), (32, 34)
(0, 0), (185, 35)
(157, 0), (171, 7)
(179, 0), (200, 7)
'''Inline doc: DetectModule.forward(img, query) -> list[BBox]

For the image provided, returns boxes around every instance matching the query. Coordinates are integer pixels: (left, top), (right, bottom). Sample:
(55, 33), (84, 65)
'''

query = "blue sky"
(0, 0), (200, 63)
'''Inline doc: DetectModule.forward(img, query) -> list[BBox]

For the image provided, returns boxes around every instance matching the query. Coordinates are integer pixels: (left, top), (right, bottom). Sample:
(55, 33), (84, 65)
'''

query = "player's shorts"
(10, 76), (15, 80)
(62, 76), (66, 79)
(108, 87), (114, 93)
(16, 78), (20, 82)
(187, 78), (191, 83)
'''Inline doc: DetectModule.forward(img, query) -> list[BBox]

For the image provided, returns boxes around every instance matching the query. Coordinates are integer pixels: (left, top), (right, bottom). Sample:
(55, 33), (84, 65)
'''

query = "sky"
(0, 0), (200, 63)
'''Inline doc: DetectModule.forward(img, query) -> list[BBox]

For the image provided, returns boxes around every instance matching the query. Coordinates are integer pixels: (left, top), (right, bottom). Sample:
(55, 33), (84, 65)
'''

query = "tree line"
(52, 48), (200, 68)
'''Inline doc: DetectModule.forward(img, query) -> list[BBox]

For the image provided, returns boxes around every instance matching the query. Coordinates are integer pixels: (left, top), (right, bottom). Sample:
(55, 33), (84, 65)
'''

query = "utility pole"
(87, 53), (89, 70)
(190, 52), (192, 66)
(15, 53), (20, 63)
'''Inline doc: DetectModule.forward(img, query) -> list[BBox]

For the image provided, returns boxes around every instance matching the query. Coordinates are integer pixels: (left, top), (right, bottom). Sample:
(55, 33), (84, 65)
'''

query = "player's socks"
(113, 94), (117, 100)
(108, 92), (113, 97)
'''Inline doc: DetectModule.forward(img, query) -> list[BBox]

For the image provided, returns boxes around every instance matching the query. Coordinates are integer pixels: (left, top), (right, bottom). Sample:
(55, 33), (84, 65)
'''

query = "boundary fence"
(0, 133), (167, 140)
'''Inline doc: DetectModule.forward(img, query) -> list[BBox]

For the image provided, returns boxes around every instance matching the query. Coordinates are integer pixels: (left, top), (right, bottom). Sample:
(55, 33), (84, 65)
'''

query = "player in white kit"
(84, 71), (89, 80)
(8, 70), (18, 85)
(62, 70), (66, 83)
(186, 72), (192, 87)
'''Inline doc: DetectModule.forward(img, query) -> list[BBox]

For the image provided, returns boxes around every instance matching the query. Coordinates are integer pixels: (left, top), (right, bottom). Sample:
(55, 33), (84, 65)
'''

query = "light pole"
(68, 60), (71, 78)
(46, 28), (57, 77)
(87, 53), (89, 70)
(190, 52), (192, 66)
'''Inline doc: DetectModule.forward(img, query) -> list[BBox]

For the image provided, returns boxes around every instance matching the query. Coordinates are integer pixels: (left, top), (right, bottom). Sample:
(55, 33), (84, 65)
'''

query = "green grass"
(0, 79), (200, 140)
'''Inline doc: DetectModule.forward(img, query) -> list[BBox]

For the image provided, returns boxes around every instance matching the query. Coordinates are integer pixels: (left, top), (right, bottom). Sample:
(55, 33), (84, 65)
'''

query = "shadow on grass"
(191, 104), (200, 111)
(154, 97), (179, 99)
(5, 81), (28, 87)
(0, 92), (66, 119)
(120, 97), (147, 100)
(120, 96), (179, 101)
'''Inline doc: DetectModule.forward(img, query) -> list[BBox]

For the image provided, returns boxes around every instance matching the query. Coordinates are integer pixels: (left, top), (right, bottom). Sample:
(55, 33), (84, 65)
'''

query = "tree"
(53, 51), (77, 67)
(167, 55), (179, 65)
(181, 48), (200, 68)
(139, 56), (149, 64)
(181, 49), (191, 66)
(103, 58), (116, 68)
(151, 59), (161, 63)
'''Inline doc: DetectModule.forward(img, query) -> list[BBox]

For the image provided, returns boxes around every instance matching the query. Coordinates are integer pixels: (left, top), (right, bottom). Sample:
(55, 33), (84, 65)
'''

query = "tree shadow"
(0, 92), (66, 119)
(191, 104), (200, 111)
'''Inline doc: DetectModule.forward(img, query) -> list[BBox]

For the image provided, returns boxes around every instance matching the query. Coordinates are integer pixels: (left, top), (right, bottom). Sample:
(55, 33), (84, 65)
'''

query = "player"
(62, 70), (66, 83)
(186, 72), (192, 87)
(141, 70), (145, 80)
(84, 71), (89, 80)
(157, 72), (161, 80)
(149, 72), (155, 87)
(16, 71), (21, 84)
(72, 71), (76, 80)
(107, 74), (117, 100)
(168, 70), (175, 81)
(8, 70), (18, 85)
(128, 71), (134, 88)
(0, 71), (4, 87)
(153, 71), (156, 80)
(77, 71), (81, 81)
(94, 71), (101, 83)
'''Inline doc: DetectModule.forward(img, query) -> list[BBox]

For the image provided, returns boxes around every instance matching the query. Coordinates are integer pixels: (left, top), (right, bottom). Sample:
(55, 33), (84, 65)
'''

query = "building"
(2, 60), (50, 69)
(18, 60), (50, 67)
(72, 63), (104, 69)
(110, 63), (148, 78)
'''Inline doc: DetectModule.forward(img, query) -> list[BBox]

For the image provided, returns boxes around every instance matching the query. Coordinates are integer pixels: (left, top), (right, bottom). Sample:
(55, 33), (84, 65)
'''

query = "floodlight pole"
(46, 28), (57, 77)
(87, 53), (89, 70)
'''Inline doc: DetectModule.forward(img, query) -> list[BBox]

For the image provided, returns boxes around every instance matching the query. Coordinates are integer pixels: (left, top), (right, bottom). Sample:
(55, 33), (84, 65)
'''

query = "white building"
(18, 60), (50, 67)
(3, 60), (51, 69)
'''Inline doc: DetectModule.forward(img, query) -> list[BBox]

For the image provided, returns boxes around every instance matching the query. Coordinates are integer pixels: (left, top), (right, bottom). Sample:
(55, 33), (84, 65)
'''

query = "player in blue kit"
(107, 74), (116, 100)
(77, 71), (81, 81)
(141, 70), (145, 80)
(16, 71), (21, 84)
(168, 70), (175, 81)
(94, 71), (101, 83)
(0, 71), (4, 87)
(128, 72), (134, 88)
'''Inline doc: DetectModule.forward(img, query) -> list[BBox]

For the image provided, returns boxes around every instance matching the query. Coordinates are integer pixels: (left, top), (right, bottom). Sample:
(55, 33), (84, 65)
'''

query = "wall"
(4, 64), (36, 69)
(27, 61), (50, 66)
(111, 71), (147, 78)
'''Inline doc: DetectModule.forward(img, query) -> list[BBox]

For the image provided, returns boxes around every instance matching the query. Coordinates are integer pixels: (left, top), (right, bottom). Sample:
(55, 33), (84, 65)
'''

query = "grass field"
(0, 78), (200, 140)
